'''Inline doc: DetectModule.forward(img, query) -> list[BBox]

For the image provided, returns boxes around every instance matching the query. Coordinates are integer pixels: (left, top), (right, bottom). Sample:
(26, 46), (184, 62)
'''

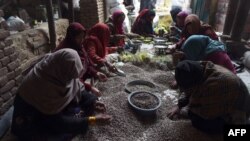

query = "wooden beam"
(57, 0), (62, 18)
(231, 0), (250, 41)
(45, 0), (56, 51)
(223, 0), (239, 35)
(68, 0), (74, 23)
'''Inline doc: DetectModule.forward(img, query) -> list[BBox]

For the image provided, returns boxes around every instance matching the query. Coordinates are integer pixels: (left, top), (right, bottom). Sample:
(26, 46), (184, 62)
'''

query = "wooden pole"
(45, 0), (56, 51)
(57, 0), (62, 18)
(231, 0), (250, 41)
(68, 0), (74, 23)
(223, 0), (239, 35)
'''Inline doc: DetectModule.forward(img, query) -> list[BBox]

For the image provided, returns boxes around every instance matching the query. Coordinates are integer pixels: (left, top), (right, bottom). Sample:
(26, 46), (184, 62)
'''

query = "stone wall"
(80, 0), (105, 29)
(0, 19), (69, 117)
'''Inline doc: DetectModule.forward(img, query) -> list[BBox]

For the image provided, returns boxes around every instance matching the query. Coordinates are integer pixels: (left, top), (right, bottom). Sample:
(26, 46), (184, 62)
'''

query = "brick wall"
(0, 30), (21, 115)
(80, 0), (105, 29)
(0, 19), (68, 117)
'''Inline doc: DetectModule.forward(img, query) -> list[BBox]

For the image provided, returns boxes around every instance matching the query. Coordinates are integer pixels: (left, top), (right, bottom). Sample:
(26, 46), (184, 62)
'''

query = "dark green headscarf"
(175, 60), (204, 89)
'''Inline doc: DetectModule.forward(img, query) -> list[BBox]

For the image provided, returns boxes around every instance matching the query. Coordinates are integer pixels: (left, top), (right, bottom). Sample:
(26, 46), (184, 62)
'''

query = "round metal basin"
(128, 91), (161, 116)
(125, 80), (156, 94)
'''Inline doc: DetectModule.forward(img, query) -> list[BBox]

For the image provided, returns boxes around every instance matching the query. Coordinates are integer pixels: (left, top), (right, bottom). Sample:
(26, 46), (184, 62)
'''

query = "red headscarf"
(112, 10), (125, 34)
(55, 22), (86, 51)
(132, 9), (149, 33)
(131, 9), (155, 34)
(184, 14), (201, 35)
(84, 23), (110, 58)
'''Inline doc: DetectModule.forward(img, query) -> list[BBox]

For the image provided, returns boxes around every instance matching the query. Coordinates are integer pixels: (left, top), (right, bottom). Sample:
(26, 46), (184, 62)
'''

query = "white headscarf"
(19, 49), (85, 115)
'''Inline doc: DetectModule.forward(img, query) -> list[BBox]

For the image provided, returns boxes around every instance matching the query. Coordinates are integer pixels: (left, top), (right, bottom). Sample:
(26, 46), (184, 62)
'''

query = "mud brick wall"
(0, 19), (68, 116)
(0, 30), (21, 115)
(80, 0), (105, 29)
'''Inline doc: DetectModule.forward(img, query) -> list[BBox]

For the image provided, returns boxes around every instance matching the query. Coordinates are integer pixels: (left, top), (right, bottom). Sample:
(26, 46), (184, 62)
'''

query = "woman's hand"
(168, 44), (177, 54)
(109, 65), (118, 73)
(94, 101), (106, 113)
(117, 46), (124, 54)
(106, 62), (118, 73)
(91, 87), (102, 97)
(95, 113), (112, 125)
(96, 72), (107, 82)
(167, 105), (181, 120)
(172, 51), (185, 60)
(115, 34), (126, 39)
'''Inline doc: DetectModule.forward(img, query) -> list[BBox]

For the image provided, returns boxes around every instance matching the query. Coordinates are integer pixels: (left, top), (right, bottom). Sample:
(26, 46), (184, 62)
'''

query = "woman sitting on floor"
(167, 60), (250, 134)
(170, 35), (236, 89)
(84, 23), (121, 74)
(105, 10), (126, 46)
(175, 14), (218, 49)
(11, 49), (112, 140)
(54, 22), (107, 96)
(169, 11), (189, 42)
(131, 9), (156, 36)
(174, 35), (236, 73)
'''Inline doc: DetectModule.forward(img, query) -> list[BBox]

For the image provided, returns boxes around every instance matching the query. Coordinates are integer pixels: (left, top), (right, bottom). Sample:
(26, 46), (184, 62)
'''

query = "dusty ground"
(2, 62), (223, 141)
(72, 63), (223, 141)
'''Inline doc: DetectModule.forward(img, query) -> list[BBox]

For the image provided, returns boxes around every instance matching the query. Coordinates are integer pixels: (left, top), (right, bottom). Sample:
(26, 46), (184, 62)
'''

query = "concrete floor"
(236, 68), (250, 92)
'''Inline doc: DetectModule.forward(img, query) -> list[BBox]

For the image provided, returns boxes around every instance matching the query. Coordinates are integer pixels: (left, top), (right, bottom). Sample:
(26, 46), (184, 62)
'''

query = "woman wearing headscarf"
(178, 35), (236, 73)
(167, 60), (250, 134)
(175, 14), (218, 49)
(84, 23), (119, 73)
(170, 35), (235, 89)
(170, 6), (182, 24)
(11, 49), (112, 140)
(55, 22), (107, 96)
(176, 11), (189, 30)
(105, 10), (126, 46)
(169, 11), (189, 41)
(131, 9), (156, 36)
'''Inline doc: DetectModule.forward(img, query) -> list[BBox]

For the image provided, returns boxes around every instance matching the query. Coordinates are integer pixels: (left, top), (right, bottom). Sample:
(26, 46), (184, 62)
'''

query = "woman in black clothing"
(11, 49), (112, 140)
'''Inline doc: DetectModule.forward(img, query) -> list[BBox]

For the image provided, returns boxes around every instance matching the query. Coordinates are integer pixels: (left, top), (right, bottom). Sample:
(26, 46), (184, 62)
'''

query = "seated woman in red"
(131, 9), (156, 37)
(105, 10), (126, 46)
(84, 23), (119, 73)
(55, 22), (107, 96)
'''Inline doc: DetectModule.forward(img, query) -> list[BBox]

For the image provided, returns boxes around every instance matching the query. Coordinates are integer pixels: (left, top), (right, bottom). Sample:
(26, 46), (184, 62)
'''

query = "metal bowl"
(153, 37), (167, 44)
(125, 80), (156, 93)
(128, 91), (161, 116)
(154, 44), (168, 55)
